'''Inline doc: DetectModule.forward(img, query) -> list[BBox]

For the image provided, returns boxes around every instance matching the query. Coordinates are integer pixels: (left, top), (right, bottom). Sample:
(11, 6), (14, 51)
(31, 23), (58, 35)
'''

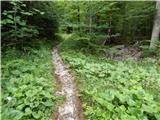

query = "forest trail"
(52, 48), (85, 120)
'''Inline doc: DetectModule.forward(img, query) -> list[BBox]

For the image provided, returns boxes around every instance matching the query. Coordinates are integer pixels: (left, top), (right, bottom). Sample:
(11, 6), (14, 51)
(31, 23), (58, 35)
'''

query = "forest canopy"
(1, 1), (158, 48)
(56, 1), (156, 44)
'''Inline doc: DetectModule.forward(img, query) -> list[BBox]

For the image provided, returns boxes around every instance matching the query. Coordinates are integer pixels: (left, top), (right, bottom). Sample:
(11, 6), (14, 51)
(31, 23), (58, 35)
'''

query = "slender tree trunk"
(122, 2), (127, 42)
(89, 4), (92, 34)
(14, 5), (17, 42)
(150, 1), (160, 49)
(89, 14), (92, 33)
(77, 5), (80, 32)
(103, 15), (111, 45)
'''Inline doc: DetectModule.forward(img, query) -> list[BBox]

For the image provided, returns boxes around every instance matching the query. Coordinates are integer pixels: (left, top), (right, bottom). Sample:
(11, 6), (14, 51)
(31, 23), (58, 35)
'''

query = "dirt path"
(52, 48), (85, 120)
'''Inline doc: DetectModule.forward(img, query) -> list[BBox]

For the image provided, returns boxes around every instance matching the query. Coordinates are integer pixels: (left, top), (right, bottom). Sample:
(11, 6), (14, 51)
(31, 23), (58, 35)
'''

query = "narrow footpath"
(52, 48), (85, 120)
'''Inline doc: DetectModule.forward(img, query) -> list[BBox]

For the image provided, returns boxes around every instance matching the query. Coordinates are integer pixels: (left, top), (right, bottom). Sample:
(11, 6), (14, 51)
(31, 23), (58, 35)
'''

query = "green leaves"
(10, 110), (24, 120)
(61, 50), (160, 120)
(20, 11), (33, 16)
(2, 43), (56, 120)
(2, 19), (14, 24)
(1, 1), (40, 45)
(142, 104), (159, 114)
(32, 111), (41, 119)
(7, 15), (13, 19)
(43, 100), (53, 107)
(25, 108), (32, 115)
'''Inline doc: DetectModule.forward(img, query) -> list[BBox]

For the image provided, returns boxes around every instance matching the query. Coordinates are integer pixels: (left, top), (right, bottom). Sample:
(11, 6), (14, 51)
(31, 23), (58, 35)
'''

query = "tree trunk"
(77, 5), (80, 32)
(14, 4), (17, 42)
(103, 16), (112, 45)
(122, 2), (127, 43)
(89, 14), (92, 33)
(150, 1), (160, 50)
(89, 4), (92, 34)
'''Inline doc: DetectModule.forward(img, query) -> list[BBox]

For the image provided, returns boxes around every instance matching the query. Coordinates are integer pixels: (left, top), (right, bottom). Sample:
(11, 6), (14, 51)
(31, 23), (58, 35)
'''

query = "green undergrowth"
(60, 47), (160, 120)
(59, 33), (108, 55)
(1, 41), (57, 120)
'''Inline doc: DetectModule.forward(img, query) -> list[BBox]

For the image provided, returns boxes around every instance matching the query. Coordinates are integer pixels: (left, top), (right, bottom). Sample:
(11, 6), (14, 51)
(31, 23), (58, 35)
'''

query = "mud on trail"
(52, 48), (85, 120)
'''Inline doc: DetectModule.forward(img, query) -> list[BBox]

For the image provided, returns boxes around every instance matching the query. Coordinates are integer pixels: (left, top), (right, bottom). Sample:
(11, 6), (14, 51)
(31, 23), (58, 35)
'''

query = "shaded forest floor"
(1, 41), (58, 120)
(1, 35), (160, 120)
(58, 33), (160, 120)
(105, 45), (142, 60)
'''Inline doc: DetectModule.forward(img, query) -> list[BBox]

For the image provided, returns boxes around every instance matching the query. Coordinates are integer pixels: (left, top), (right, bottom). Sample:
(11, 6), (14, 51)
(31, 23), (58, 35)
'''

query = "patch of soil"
(105, 45), (142, 60)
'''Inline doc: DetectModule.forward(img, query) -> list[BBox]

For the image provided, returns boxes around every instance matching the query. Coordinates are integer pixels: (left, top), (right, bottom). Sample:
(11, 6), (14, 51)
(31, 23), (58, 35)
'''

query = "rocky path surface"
(52, 48), (85, 120)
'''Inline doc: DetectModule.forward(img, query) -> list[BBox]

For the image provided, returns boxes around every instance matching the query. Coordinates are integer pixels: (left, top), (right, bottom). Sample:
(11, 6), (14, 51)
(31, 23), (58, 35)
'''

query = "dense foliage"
(1, 1), (160, 120)
(27, 1), (58, 39)
(1, 1), (58, 47)
(1, 41), (56, 120)
(57, 1), (156, 44)
(1, 1), (59, 120)
(1, 1), (39, 47)
(60, 43), (160, 120)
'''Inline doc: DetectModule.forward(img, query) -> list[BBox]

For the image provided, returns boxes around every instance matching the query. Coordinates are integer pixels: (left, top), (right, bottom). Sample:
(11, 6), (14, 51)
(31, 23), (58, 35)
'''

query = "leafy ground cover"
(1, 41), (57, 120)
(60, 42), (160, 120)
